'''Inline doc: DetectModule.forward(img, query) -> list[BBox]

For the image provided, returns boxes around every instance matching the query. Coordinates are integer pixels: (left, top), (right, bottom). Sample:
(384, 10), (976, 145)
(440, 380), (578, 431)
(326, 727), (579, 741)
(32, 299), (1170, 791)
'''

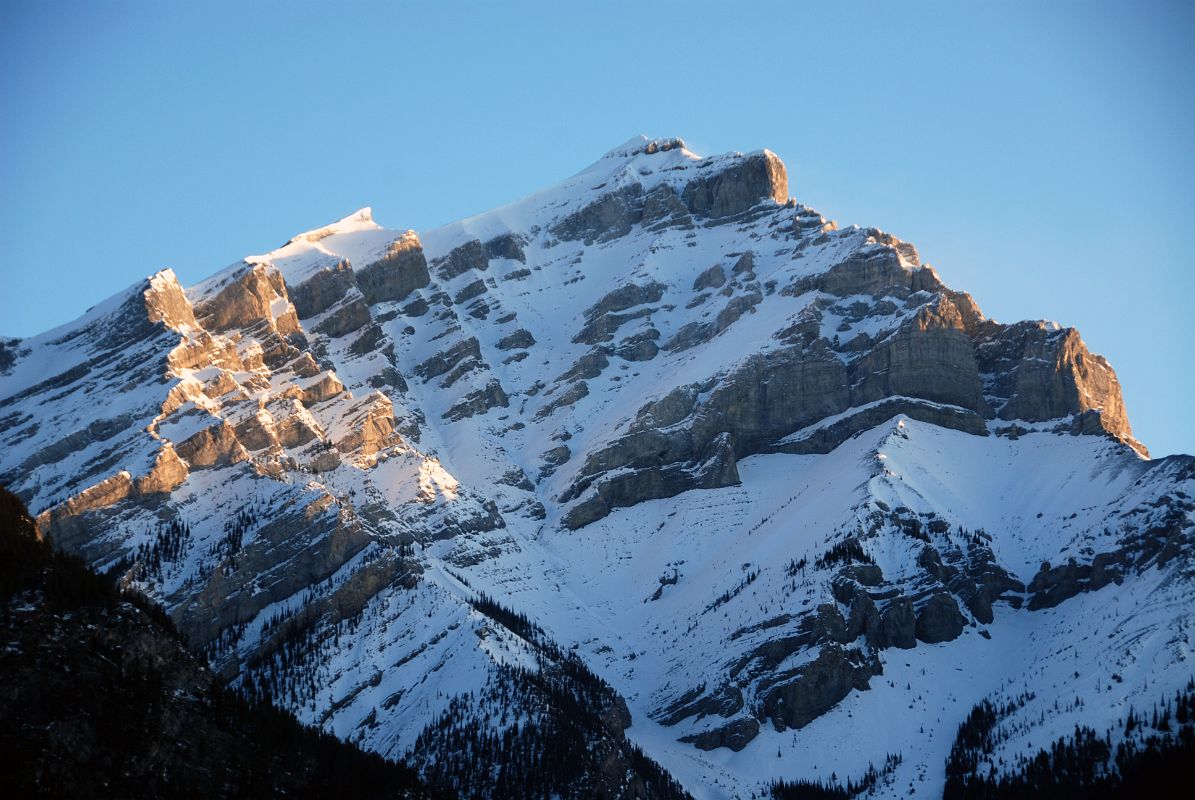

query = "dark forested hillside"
(943, 685), (1195, 799)
(0, 485), (440, 799)
(410, 596), (693, 800)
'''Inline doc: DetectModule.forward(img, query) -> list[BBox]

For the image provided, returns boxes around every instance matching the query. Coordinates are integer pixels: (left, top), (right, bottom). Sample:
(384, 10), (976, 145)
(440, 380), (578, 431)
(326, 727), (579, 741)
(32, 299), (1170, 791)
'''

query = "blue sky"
(2, 1), (1191, 456)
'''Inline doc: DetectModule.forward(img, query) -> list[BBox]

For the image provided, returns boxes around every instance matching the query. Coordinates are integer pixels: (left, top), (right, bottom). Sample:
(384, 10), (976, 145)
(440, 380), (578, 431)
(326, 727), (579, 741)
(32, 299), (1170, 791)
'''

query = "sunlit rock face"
(1, 136), (1188, 799)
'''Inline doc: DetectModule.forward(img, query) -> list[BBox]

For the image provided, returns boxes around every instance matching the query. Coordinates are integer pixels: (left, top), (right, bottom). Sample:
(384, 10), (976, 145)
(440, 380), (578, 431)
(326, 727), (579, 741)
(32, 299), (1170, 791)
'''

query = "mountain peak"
(291, 206), (379, 244)
(424, 136), (789, 256)
(3, 137), (1189, 800)
(144, 268), (197, 332)
(597, 135), (690, 161)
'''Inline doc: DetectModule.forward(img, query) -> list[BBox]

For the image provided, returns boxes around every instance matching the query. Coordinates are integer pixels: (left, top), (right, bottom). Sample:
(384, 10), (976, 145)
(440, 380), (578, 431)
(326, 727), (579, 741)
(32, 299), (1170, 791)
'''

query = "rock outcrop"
(758, 645), (879, 731)
(914, 592), (968, 644)
(356, 232), (431, 304)
(193, 262), (299, 336)
(552, 146), (788, 245)
(975, 322), (1136, 448)
(288, 259), (358, 319)
(680, 718), (760, 752)
(680, 150), (788, 219)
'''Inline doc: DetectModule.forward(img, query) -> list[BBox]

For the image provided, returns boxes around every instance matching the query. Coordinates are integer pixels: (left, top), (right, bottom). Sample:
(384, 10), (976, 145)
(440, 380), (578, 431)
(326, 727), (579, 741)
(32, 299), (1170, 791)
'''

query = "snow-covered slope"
(1, 136), (1190, 798)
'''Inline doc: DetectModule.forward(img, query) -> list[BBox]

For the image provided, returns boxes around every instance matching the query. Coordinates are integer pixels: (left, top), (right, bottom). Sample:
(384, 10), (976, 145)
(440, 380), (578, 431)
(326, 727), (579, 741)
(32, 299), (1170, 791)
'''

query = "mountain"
(1, 135), (1191, 798)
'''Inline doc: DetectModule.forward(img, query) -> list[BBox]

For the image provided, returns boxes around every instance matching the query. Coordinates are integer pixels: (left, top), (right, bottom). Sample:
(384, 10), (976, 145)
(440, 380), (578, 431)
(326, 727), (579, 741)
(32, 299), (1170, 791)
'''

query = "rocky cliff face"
(1, 136), (1189, 799)
(557, 230), (1142, 529)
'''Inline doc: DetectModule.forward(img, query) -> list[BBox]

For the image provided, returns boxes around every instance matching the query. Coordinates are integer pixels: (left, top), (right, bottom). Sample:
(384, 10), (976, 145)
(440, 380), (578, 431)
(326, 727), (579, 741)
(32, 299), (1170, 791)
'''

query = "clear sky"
(2, 1), (1191, 456)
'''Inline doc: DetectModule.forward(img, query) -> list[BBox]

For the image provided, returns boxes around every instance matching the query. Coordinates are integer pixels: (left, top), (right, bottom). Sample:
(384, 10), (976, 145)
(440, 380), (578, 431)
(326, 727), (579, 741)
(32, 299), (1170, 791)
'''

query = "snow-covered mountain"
(2, 136), (1191, 798)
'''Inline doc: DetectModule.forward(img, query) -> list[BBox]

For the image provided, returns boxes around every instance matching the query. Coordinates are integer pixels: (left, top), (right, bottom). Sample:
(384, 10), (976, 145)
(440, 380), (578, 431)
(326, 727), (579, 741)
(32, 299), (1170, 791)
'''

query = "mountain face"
(2, 136), (1192, 798)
